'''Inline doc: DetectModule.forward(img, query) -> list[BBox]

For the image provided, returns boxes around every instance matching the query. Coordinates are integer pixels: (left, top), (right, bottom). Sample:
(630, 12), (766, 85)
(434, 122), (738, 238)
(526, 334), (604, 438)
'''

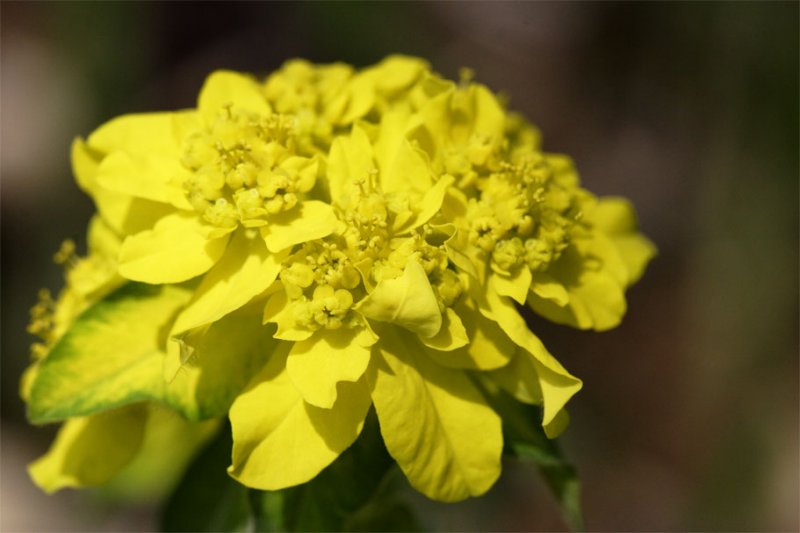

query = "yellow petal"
(426, 298), (514, 370)
(585, 197), (657, 286)
(287, 328), (374, 408)
(73, 139), (163, 236)
(382, 139), (434, 198)
(407, 90), (450, 162)
(29, 404), (147, 493)
(171, 110), (203, 142)
(261, 200), (338, 253)
(86, 215), (122, 257)
(543, 408), (570, 439)
(491, 346), (580, 431)
(529, 271), (626, 331)
(482, 279), (582, 426)
(374, 55), (427, 94)
(336, 74), (377, 125)
(530, 272), (569, 307)
(74, 138), (174, 238)
(279, 155), (319, 193)
(229, 345), (371, 490)
(487, 348), (542, 405)
(613, 234), (657, 286)
(95, 151), (192, 210)
(374, 109), (412, 177)
(410, 84), (505, 164)
(356, 259), (442, 338)
(586, 196), (641, 234)
(87, 112), (182, 157)
(582, 231), (629, 288)
(262, 289), (315, 342)
(420, 307), (468, 352)
(171, 229), (284, 335)
(491, 267), (532, 305)
(438, 222), (479, 280)
(369, 326), (502, 502)
(100, 405), (219, 502)
(198, 71), (271, 123)
(398, 175), (455, 233)
(528, 241), (627, 331)
(327, 125), (375, 207)
(72, 137), (102, 193)
(20, 364), (38, 401)
(119, 212), (231, 284)
(471, 85), (506, 148)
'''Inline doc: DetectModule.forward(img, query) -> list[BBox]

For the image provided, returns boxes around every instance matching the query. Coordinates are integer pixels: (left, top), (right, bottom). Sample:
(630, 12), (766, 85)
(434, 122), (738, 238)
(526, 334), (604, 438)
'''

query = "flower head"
(24, 55), (655, 503)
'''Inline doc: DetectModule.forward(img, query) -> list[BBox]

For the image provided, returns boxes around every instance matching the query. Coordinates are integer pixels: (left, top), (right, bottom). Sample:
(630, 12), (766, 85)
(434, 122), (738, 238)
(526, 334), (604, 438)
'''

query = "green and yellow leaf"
(27, 283), (192, 423)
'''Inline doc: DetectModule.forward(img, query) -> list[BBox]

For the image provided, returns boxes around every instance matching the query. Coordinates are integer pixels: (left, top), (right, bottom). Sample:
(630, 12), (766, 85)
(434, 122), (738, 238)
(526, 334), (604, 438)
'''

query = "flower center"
(181, 108), (318, 229)
(277, 183), (464, 334)
(468, 153), (585, 274)
(280, 238), (362, 331)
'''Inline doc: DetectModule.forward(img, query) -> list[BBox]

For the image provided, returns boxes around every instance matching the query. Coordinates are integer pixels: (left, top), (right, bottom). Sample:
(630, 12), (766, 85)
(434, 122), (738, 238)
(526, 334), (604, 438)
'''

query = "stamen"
(53, 240), (77, 267)
(181, 108), (315, 228)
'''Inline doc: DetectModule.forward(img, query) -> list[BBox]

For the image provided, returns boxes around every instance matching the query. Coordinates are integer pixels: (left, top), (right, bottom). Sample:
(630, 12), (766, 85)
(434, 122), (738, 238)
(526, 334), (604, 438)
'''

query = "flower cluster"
(23, 56), (655, 502)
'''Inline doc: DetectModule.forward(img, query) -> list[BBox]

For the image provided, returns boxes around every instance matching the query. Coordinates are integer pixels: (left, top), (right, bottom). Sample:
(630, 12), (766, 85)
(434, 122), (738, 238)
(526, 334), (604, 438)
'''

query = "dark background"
(2, 2), (797, 531)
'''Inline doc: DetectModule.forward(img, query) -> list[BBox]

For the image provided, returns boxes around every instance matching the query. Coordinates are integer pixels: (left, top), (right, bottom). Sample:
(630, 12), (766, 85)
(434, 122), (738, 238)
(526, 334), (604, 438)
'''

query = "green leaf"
(249, 410), (422, 532)
(27, 283), (192, 423)
(345, 468), (423, 532)
(161, 424), (251, 532)
(512, 440), (583, 532)
(485, 384), (585, 532)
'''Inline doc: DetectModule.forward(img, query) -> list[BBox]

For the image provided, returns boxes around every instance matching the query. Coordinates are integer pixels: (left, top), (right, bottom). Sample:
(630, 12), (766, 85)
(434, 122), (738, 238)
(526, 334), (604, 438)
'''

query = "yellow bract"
(24, 55), (655, 503)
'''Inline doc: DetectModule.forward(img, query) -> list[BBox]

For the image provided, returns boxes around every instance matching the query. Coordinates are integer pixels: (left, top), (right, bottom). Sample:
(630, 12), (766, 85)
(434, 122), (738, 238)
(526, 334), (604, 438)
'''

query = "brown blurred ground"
(1, 2), (797, 531)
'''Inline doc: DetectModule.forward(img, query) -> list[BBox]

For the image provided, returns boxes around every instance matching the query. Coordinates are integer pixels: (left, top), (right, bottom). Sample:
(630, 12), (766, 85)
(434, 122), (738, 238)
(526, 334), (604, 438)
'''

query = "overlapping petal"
(87, 112), (183, 157)
(481, 277), (583, 427)
(197, 71), (271, 122)
(586, 197), (657, 286)
(171, 229), (284, 335)
(356, 259), (442, 338)
(527, 240), (628, 331)
(228, 344), (372, 490)
(260, 200), (338, 253)
(119, 213), (232, 284)
(369, 326), (502, 502)
(286, 327), (375, 409)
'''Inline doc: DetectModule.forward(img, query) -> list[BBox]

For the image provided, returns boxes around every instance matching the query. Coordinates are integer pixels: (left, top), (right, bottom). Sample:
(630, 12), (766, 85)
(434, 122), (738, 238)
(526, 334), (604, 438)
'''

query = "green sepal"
(161, 411), (421, 532)
(27, 283), (192, 424)
(484, 382), (585, 532)
(161, 424), (252, 532)
(248, 410), (422, 532)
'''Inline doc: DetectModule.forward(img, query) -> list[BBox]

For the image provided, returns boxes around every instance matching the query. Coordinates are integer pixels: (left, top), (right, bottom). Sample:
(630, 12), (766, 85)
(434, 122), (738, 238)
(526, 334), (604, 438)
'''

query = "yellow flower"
(234, 126), (506, 501)
(24, 55), (654, 504)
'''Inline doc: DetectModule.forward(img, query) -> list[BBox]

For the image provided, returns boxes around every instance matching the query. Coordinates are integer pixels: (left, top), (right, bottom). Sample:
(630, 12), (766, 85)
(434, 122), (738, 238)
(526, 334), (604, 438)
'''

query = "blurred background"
(2, 2), (797, 531)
